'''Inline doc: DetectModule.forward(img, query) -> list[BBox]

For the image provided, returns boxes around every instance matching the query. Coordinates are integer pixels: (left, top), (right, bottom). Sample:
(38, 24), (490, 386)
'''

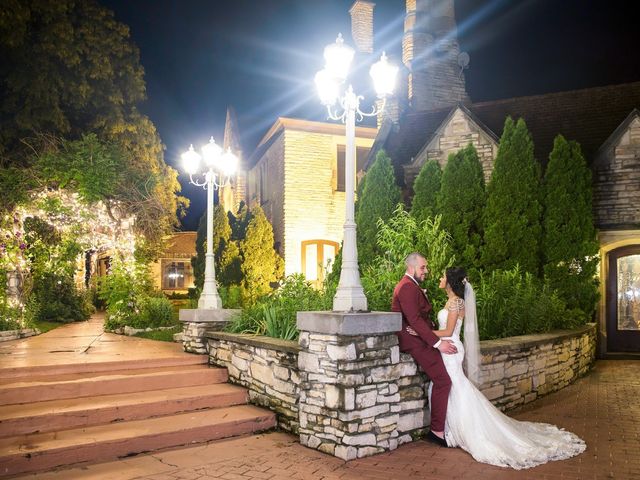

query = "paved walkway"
(3, 317), (639, 480)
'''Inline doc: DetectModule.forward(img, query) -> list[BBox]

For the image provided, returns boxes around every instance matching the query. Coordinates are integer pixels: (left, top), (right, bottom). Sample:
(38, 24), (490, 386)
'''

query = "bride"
(419, 267), (586, 469)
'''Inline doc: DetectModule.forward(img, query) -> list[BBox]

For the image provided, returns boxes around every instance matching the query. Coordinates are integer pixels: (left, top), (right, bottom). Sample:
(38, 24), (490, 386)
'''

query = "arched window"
(301, 240), (339, 285)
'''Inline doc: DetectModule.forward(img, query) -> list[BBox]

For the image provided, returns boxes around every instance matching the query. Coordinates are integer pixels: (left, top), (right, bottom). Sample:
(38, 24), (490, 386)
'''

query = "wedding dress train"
(429, 307), (586, 469)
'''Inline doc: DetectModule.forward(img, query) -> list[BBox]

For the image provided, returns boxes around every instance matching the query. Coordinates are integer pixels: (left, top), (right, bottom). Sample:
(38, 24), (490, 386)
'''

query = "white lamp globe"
(370, 52), (398, 98)
(315, 68), (340, 106)
(324, 33), (354, 81)
(181, 145), (201, 175)
(220, 148), (238, 177)
(201, 136), (223, 168)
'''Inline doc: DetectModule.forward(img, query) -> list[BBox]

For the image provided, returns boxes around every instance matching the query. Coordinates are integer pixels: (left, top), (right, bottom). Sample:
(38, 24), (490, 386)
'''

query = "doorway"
(607, 245), (640, 352)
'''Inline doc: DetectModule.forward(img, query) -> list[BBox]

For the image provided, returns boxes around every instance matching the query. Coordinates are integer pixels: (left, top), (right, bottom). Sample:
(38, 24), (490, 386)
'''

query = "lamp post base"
(332, 286), (368, 312)
(197, 291), (223, 309)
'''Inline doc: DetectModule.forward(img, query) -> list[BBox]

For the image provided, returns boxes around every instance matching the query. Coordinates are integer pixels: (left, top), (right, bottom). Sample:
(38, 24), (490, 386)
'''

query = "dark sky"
(99, 0), (640, 230)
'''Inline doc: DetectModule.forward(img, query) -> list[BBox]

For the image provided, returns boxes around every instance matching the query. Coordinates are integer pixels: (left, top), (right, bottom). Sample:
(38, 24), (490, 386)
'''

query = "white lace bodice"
(437, 308), (463, 339)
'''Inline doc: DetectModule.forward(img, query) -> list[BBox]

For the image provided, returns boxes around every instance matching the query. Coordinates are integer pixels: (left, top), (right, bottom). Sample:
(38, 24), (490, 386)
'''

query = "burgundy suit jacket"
(392, 275), (440, 352)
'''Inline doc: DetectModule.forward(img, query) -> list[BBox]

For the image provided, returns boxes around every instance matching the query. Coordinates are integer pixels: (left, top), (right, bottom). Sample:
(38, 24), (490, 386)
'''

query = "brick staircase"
(0, 355), (276, 477)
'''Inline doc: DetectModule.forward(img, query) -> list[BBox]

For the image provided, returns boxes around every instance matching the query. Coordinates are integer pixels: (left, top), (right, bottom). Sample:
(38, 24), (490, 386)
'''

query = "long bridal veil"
(463, 280), (481, 386)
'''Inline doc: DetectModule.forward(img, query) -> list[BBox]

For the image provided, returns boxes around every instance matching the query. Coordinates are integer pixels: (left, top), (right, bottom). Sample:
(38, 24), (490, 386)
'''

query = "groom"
(392, 252), (456, 447)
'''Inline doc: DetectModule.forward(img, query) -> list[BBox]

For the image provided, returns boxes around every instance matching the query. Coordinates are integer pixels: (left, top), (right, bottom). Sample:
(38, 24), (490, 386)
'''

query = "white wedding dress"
(429, 307), (586, 469)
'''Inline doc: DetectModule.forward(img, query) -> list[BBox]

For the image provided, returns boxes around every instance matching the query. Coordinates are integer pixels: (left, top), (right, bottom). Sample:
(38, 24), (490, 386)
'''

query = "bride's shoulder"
(446, 296), (465, 312)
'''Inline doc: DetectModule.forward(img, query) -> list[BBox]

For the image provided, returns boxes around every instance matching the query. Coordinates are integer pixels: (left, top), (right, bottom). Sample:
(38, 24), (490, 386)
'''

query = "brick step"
(0, 355), (208, 380)
(0, 405), (276, 478)
(0, 383), (248, 438)
(0, 365), (228, 406)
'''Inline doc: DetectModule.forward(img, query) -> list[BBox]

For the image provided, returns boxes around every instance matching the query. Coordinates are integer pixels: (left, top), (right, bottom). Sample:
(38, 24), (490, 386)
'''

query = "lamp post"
(181, 138), (238, 309)
(315, 34), (398, 312)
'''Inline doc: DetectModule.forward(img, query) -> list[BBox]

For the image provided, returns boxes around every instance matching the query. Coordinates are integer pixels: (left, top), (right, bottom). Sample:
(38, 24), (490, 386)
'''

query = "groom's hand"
(437, 340), (457, 354)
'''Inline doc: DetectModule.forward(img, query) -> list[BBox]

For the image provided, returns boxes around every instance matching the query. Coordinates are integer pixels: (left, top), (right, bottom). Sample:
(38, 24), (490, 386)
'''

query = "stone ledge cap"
(179, 308), (240, 323)
(297, 310), (401, 335)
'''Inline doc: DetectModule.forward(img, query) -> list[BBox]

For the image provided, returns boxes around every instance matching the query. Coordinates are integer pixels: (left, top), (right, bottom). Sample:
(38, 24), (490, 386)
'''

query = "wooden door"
(607, 245), (640, 352)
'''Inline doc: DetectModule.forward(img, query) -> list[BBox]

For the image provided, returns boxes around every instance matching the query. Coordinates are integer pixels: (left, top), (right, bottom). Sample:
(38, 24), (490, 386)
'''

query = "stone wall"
(593, 115), (640, 227)
(207, 332), (300, 433)
(478, 324), (597, 411)
(205, 323), (596, 458)
(0, 328), (38, 343)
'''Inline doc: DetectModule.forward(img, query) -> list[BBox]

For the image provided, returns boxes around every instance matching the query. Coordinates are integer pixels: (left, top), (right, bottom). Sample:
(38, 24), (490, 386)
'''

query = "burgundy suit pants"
(406, 346), (451, 433)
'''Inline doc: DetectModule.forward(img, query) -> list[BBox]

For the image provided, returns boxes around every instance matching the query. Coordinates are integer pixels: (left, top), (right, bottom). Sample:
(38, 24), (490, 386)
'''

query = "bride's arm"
(434, 298), (464, 337)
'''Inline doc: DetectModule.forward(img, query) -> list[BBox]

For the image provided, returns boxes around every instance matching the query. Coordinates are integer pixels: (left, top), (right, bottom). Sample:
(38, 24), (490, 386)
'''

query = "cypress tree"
(355, 149), (401, 267)
(438, 144), (486, 270)
(543, 135), (599, 315)
(191, 205), (241, 290)
(481, 117), (542, 274)
(411, 159), (442, 224)
(239, 205), (284, 302)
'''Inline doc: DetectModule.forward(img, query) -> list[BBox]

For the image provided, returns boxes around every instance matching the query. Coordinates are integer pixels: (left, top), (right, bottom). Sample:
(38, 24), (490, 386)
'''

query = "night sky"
(99, 0), (640, 230)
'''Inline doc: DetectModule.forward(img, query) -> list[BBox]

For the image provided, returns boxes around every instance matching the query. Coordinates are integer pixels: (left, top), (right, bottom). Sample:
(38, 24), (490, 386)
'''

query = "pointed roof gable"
(593, 108), (640, 167)
(373, 81), (640, 175)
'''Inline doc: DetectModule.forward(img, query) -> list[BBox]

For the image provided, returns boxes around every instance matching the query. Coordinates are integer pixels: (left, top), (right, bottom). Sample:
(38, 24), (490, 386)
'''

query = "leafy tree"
(437, 144), (485, 270)
(543, 135), (599, 315)
(411, 159), (442, 223)
(239, 205), (284, 302)
(355, 150), (401, 267)
(481, 117), (542, 274)
(0, 1), (186, 253)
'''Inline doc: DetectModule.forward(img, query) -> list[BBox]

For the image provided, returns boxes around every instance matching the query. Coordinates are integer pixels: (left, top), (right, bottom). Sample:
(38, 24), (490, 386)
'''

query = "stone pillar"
(179, 308), (240, 354)
(296, 311), (402, 460)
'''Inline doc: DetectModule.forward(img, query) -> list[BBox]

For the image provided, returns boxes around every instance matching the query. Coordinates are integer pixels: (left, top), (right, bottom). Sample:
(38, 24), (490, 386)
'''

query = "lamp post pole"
(315, 35), (398, 312)
(181, 139), (238, 310)
(332, 87), (368, 312)
(200, 167), (221, 309)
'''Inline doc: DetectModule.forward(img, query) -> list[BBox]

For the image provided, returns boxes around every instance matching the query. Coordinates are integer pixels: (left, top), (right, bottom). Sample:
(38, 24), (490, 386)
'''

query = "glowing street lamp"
(181, 137), (238, 309)
(315, 34), (398, 312)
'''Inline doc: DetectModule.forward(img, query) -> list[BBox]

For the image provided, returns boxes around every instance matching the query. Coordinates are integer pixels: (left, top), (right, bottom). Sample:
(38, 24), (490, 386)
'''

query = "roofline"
(410, 103), (499, 166)
(593, 108), (640, 168)
(471, 81), (640, 109)
(256, 117), (378, 148)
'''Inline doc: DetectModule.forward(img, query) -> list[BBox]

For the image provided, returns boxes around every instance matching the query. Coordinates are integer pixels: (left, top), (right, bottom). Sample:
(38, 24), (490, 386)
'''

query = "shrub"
(482, 117), (542, 274)
(135, 296), (175, 328)
(474, 266), (586, 340)
(31, 273), (91, 322)
(356, 150), (401, 267)
(438, 144), (486, 271)
(362, 205), (454, 312)
(226, 274), (328, 340)
(543, 135), (599, 316)
(411, 159), (442, 224)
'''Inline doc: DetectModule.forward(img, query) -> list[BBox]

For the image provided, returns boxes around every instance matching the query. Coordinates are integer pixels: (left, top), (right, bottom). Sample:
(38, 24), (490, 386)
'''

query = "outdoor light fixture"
(315, 34), (397, 312)
(181, 137), (238, 309)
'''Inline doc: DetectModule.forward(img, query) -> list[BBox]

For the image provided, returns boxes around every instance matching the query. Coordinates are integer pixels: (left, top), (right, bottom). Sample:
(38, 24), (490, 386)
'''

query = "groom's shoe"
(425, 430), (448, 448)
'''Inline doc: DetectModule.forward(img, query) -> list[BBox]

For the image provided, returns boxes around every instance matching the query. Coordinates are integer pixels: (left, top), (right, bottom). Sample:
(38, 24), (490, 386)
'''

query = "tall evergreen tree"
(191, 205), (241, 290)
(411, 159), (442, 224)
(438, 144), (486, 270)
(543, 135), (599, 315)
(239, 205), (284, 301)
(481, 117), (542, 274)
(355, 150), (401, 267)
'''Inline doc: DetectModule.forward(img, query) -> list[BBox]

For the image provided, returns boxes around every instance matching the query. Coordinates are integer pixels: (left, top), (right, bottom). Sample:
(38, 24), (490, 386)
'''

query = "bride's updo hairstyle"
(445, 267), (467, 299)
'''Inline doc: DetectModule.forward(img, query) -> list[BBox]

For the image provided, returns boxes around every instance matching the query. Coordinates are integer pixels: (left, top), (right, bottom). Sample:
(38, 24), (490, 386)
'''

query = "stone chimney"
(402, 0), (469, 111)
(349, 1), (375, 54)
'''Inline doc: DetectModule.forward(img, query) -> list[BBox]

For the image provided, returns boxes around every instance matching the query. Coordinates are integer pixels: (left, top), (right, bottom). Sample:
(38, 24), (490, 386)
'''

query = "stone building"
(222, 0), (639, 356)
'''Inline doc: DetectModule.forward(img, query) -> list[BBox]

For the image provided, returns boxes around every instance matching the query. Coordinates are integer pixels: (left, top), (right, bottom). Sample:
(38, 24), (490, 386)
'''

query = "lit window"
(161, 260), (194, 290)
(301, 240), (339, 285)
(336, 145), (370, 192)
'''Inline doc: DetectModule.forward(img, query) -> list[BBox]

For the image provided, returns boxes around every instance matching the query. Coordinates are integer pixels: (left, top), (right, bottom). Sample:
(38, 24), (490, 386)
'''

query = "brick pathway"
(15, 359), (639, 480)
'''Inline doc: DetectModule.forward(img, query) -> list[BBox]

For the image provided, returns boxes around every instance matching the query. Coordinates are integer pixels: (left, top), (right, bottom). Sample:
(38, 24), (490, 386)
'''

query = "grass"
(133, 325), (182, 342)
(32, 320), (65, 334)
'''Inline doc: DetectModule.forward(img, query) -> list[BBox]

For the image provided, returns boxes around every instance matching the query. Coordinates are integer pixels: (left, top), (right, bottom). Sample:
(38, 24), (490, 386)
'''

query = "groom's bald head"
(405, 252), (428, 282)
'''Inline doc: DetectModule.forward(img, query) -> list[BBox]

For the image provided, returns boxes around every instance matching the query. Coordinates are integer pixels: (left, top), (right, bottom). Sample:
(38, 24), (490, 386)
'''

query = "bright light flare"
(323, 33), (354, 81)
(315, 68), (339, 106)
(181, 145), (201, 175)
(370, 52), (398, 98)
(201, 136), (223, 168)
